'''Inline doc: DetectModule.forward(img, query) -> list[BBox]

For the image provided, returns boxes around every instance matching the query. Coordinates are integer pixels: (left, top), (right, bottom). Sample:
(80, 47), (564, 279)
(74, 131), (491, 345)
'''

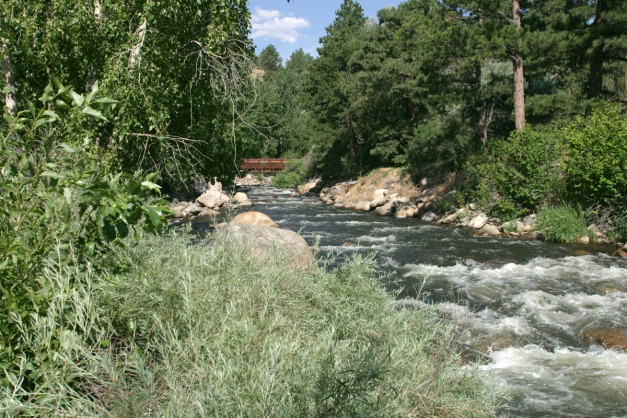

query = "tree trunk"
(347, 114), (355, 171)
(1, 24), (17, 116)
(129, 19), (148, 67)
(587, 0), (606, 99)
(512, 0), (525, 131)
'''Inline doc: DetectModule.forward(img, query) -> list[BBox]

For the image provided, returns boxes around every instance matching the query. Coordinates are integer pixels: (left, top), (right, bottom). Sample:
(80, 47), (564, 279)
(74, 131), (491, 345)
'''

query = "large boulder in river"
(615, 244), (627, 257)
(232, 211), (278, 228)
(217, 222), (315, 270)
(197, 190), (229, 209)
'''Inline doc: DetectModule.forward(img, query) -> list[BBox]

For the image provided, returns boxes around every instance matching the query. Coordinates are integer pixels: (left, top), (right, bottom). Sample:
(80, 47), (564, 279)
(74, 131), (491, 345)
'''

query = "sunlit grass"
(2, 231), (503, 416)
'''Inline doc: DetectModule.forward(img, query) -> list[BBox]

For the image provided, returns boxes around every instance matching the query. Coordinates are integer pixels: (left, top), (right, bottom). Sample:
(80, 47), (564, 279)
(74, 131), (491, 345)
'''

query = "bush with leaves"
(563, 105), (627, 207)
(0, 83), (169, 390)
(272, 159), (310, 189)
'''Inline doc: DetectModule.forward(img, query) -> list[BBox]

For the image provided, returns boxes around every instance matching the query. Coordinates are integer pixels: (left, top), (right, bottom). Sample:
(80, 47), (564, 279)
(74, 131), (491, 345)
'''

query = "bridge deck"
(240, 158), (291, 173)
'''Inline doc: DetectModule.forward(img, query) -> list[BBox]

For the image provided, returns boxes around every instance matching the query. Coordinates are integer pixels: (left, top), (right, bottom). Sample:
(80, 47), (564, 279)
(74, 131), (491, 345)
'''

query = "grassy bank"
(2, 231), (502, 416)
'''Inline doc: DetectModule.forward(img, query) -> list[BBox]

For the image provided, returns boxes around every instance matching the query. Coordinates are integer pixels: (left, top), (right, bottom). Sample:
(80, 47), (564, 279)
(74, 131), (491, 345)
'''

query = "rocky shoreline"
(165, 171), (626, 256)
(296, 169), (627, 256)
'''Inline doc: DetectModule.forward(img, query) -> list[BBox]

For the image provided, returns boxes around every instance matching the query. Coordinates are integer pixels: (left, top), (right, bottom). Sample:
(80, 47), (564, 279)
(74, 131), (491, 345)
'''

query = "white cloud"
(251, 7), (310, 44)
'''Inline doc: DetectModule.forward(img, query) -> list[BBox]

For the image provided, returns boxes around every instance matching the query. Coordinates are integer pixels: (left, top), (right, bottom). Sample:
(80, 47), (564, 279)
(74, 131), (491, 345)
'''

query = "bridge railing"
(239, 158), (291, 173)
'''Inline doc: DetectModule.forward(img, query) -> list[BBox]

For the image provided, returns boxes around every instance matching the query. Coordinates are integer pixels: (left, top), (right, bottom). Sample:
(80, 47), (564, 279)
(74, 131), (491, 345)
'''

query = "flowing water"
(196, 185), (627, 417)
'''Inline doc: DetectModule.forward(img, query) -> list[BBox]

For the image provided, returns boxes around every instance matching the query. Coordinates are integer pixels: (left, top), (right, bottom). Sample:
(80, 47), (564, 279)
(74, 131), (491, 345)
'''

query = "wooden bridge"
(240, 158), (291, 173)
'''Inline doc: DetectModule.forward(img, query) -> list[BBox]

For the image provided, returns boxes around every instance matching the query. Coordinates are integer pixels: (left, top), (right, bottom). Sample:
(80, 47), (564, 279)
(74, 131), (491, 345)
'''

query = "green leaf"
(41, 171), (65, 179)
(63, 188), (72, 204)
(82, 106), (107, 121)
(58, 143), (77, 153)
(43, 110), (59, 121)
(71, 91), (84, 106)
(141, 181), (161, 191)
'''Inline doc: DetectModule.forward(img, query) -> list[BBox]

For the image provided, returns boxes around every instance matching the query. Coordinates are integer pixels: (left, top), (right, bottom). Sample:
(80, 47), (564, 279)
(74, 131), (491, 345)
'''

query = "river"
(196, 185), (627, 417)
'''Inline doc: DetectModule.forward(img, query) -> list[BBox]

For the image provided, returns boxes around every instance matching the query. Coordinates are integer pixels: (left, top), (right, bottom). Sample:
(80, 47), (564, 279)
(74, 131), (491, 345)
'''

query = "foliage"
(0, 84), (169, 390)
(562, 105), (627, 207)
(1, 231), (502, 416)
(536, 205), (588, 243)
(1, 0), (254, 188)
(272, 159), (310, 189)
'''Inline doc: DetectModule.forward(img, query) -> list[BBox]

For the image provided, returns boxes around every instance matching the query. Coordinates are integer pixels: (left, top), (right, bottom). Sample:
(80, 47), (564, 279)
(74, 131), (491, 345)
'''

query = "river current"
(197, 185), (627, 417)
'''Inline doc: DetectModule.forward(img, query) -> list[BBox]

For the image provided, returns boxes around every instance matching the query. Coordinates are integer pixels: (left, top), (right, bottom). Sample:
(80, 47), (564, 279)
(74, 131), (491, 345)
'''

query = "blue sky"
(249, 0), (405, 63)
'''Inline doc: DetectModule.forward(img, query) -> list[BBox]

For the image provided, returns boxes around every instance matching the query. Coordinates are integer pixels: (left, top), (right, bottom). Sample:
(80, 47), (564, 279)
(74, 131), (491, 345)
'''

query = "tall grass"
(2, 232), (503, 416)
(536, 204), (588, 243)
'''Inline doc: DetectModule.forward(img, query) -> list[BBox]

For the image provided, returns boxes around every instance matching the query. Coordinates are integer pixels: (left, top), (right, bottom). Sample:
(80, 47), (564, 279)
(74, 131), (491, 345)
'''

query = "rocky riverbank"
(297, 168), (626, 254)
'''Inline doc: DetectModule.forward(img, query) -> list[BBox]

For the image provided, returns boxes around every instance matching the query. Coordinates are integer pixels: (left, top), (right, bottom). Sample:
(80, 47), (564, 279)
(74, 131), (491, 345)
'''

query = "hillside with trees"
(245, 0), (626, 240)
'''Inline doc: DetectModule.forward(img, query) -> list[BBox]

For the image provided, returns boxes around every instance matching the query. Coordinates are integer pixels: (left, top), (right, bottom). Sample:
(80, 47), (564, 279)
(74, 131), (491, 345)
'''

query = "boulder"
(182, 203), (203, 216)
(521, 231), (542, 240)
(374, 201), (394, 216)
(583, 328), (627, 351)
(467, 214), (487, 229)
(343, 202), (356, 209)
(395, 204), (417, 219)
(197, 190), (229, 209)
(438, 212), (458, 225)
(474, 224), (501, 237)
(354, 200), (373, 211)
(208, 177), (222, 192)
(370, 196), (387, 208)
(421, 211), (438, 222)
(217, 222), (315, 271)
(328, 184), (348, 198)
(615, 244), (627, 257)
(523, 214), (537, 226)
(297, 179), (322, 194)
(233, 192), (249, 204)
(231, 211), (278, 228)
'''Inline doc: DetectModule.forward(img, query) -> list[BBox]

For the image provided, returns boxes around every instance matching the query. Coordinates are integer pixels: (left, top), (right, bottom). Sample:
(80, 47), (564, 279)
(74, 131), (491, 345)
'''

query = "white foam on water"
(403, 255), (627, 304)
(355, 234), (397, 243)
(482, 346), (627, 417)
(510, 290), (627, 337)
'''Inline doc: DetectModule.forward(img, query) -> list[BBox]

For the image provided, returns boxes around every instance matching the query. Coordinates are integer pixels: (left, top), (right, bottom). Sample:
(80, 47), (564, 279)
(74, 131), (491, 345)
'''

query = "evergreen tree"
(308, 0), (367, 177)
(257, 44), (283, 78)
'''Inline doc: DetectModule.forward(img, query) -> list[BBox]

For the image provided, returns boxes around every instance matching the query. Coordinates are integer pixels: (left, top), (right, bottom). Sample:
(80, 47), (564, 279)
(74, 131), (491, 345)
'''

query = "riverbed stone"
(374, 201), (394, 216)
(329, 184), (347, 198)
(438, 212), (458, 225)
(233, 192), (249, 204)
(370, 196), (387, 208)
(474, 224), (501, 237)
(231, 211), (278, 228)
(467, 214), (487, 229)
(217, 222), (315, 271)
(182, 203), (203, 216)
(355, 200), (373, 211)
(396, 203), (417, 219)
(615, 244), (627, 257)
(421, 211), (438, 222)
(197, 190), (229, 209)
(583, 328), (627, 351)
(298, 179), (322, 194)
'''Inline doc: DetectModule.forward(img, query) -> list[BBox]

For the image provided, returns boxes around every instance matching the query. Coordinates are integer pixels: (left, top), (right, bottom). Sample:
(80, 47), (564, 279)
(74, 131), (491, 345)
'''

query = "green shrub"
(536, 205), (588, 243)
(563, 105), (627, 207)
(0, 83), (169, 390)
(272, 159), (309, 188)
